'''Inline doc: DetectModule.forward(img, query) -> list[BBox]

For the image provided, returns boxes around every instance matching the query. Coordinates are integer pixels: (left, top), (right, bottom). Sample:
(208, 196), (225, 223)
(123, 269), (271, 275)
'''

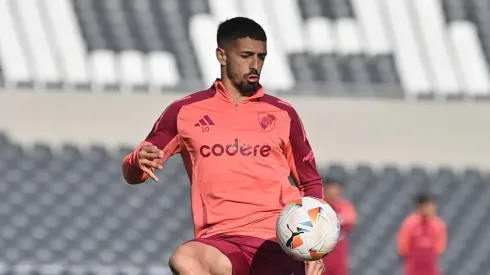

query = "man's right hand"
(138, 145), (163, 182)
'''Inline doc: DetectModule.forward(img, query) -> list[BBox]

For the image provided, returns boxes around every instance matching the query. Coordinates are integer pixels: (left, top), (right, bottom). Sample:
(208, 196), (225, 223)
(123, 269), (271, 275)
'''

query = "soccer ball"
(276, 196), (340, 261)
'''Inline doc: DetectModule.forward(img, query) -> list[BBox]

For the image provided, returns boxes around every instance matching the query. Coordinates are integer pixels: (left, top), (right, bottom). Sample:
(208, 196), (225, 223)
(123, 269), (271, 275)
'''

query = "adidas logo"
(194, 115), (215, 127)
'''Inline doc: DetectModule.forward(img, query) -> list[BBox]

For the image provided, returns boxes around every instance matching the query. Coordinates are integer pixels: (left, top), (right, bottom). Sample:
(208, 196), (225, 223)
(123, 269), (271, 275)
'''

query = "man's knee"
(169, 244), (203, 274)
(169, 241), (232, 275)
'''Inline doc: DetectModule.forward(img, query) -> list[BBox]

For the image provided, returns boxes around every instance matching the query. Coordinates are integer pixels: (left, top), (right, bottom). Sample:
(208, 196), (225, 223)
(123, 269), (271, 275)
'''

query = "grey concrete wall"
(0, 91), (489, 171)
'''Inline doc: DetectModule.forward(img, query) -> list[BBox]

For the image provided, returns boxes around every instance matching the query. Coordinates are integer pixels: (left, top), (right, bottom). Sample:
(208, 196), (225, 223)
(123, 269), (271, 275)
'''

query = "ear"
(216, 47), (227, 66)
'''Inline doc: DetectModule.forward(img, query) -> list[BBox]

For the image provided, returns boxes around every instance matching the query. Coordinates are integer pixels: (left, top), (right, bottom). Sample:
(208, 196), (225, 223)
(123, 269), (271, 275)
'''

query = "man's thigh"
(190, 234), (304, 275)
(172, 240), (233, 275)
(247, 238), (305, 275)
(215, 235), (305, 275)
(189, 236), (250, 275)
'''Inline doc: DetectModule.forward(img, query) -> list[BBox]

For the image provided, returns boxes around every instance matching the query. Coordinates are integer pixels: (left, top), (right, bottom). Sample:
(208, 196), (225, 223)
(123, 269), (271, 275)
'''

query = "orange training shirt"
(122, 79), (323, 240)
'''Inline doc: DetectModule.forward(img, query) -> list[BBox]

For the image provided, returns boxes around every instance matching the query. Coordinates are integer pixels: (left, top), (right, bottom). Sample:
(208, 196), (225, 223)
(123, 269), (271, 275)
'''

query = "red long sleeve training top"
(123, 79), (323, 240)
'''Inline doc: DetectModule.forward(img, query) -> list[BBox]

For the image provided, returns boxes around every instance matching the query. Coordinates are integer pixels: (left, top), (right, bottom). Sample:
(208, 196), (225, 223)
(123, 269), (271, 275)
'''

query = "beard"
(226, 66), (260, 96)
(236, 81), (260, 96)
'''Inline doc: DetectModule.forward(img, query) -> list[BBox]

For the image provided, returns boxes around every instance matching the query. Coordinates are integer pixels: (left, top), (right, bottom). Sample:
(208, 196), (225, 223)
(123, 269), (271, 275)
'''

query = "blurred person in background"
(397, 192), (447, 275)
(321, 178), (357, 275)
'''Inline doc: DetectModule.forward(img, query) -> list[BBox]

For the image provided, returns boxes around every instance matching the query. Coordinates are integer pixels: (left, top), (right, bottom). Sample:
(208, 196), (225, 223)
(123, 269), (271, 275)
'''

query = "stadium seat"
(1, 0), (490, 273)
(0, 0), (33, 86)
(0, 135), (488, 274)
(1, 0), (490, 98)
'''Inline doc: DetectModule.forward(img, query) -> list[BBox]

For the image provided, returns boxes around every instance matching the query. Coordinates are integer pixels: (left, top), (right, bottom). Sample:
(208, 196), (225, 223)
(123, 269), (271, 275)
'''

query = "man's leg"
(169, 241), (232, 275)
(248, 239), (305, 275)
(212, 235), (304, 275)
(169, 236), (250, 275)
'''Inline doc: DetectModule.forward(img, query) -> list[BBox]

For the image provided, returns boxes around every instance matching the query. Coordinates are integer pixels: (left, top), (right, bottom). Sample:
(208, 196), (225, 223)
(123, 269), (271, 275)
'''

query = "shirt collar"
(212, 78), (264, 103)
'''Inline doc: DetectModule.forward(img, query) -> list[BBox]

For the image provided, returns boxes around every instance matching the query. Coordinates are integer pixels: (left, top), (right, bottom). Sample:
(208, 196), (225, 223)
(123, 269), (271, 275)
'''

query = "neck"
(220, 76), (247, 103)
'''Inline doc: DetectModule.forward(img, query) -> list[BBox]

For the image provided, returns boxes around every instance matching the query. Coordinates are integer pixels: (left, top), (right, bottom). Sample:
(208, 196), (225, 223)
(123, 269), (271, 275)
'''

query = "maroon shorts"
(190, 234), (305, 275)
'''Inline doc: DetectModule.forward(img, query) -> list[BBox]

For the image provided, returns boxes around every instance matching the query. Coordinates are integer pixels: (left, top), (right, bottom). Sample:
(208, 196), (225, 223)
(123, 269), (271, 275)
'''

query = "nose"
(250, 56), (259, 71)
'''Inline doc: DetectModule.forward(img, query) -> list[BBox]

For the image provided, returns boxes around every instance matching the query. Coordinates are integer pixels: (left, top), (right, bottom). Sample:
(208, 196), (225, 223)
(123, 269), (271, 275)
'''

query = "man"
(122, 17), (325, 275)
(321, 178), (357, 275)
(397, 193), (447, 275)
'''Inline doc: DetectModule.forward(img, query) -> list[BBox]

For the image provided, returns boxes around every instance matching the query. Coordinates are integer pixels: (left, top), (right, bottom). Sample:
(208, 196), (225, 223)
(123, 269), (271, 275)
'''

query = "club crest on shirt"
(258, 112), (276, 132)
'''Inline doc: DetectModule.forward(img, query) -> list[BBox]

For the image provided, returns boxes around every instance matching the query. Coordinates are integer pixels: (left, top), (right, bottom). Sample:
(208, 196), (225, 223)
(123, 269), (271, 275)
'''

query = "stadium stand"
(1, 0), (490, 275)
(0, 132), (489, 275)
(0, 0), (490, 98)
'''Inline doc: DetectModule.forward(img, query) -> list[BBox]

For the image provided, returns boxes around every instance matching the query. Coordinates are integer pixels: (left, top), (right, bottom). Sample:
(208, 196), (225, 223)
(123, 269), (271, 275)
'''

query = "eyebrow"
(240, 51), (267, 55)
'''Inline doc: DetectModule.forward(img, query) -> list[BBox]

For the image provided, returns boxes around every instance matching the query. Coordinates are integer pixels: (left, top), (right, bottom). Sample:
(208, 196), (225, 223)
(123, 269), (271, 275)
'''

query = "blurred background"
(0, 0), (489, 274)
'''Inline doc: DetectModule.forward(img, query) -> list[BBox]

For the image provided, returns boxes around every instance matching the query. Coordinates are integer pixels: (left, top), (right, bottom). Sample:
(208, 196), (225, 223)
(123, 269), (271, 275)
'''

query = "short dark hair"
(217, 17), (267, 48)
(415, 192), (435, 205)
